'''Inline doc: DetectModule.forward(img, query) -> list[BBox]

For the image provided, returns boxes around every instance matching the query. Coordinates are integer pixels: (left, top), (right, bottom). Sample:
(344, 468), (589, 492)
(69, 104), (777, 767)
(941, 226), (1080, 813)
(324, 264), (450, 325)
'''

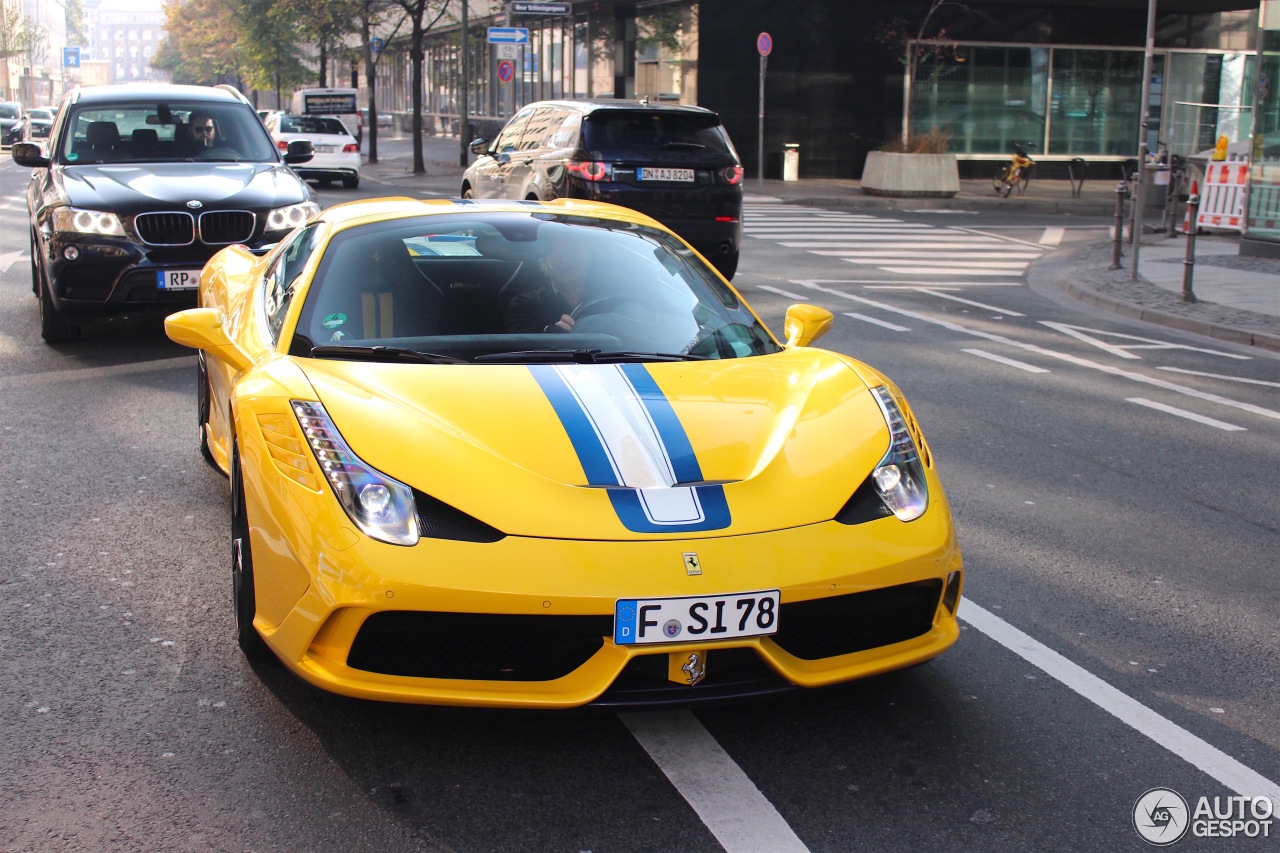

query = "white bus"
(291, 87), (362, 147)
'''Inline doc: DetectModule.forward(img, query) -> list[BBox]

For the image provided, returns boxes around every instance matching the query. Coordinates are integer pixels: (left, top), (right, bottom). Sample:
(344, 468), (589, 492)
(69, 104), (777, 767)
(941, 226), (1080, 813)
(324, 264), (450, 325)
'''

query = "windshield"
(280, 115), (350, 136)
(30, 109), (53, 121)
(583, 111), (737, 159)
(58, 101), (278, 164)
(0, 104), (19, 119)
(292, 212), (779, 363)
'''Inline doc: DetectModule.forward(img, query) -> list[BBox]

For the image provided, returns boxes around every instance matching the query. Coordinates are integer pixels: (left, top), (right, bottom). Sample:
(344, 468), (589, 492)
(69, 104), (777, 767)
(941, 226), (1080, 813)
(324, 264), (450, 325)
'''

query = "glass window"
(280, 115), (350, 136)
(1247, 30), (1280, 244)
(544, 110), (581, 149)
(60, 102), (279, 164)
(493, 107), (535, 152)
(583, 110), (733, 158)
(517, 106), (559, 151)
(1048, 49), (1144, 156)
(265, 225), (322, 344)
(912, 46), (1048, 156)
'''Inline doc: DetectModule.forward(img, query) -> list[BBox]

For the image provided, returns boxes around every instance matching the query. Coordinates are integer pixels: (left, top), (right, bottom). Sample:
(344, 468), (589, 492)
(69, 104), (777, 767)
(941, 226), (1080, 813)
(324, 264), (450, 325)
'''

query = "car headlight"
(868, 386), (929, 521)
(51, 207), (126, 237)
(266, 201), (320, 233)
(291, 400), (420, 546)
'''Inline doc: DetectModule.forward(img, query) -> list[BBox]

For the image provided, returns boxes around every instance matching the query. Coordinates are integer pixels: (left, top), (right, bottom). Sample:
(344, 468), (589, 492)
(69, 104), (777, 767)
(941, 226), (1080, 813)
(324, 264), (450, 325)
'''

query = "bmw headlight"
(868, 386), (929, 521)
(291, 400), (419, 546)
(51, 207), (126, 237)
(266, 201), (320, 233)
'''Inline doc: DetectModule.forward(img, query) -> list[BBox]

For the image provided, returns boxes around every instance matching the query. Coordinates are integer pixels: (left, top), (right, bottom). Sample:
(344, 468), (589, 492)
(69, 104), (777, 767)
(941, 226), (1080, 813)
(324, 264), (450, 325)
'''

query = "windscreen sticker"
(322, 312), (346, 329)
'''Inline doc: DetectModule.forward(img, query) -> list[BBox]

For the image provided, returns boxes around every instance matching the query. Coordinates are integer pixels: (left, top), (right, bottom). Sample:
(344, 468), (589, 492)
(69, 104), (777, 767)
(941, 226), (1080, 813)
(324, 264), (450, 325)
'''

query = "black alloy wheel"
(37, 256), (81, 343)
(461, 185), (474, 200)
(231, 439), (274, 660)
(196, 352), (220, 471)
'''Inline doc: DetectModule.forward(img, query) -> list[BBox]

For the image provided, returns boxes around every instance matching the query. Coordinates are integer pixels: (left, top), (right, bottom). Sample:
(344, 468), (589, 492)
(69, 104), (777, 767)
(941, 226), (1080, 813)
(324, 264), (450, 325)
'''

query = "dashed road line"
(1127, 397), (1246, 431)
(1156, 366), (1280, 388)
(963, 348), (1049, 373)
(843, 311), (911, 332)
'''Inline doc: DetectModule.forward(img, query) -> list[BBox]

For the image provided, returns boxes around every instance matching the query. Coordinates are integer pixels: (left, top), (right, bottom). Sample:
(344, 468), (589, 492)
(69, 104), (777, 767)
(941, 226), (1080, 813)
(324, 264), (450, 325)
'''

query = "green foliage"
(0, 4), (44, 63)
(65, 0), (88, 48)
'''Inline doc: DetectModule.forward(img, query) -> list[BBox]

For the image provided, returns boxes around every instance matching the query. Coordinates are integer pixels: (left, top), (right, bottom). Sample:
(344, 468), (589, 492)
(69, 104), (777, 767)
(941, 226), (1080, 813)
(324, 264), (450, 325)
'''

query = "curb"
(775, 194), (1118, 217)
(1043, 242), (1280, 354)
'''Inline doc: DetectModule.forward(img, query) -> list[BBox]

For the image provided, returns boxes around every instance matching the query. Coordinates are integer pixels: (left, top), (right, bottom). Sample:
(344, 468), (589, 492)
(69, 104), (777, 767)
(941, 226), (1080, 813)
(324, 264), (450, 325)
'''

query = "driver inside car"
(187, 111), (220, 150)
(505, 240), (594, 333)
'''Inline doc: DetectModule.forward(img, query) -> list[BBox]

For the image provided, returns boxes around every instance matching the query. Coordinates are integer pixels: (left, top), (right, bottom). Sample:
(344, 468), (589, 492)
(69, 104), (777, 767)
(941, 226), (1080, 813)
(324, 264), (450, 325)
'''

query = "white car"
(266, 112), (360, 188)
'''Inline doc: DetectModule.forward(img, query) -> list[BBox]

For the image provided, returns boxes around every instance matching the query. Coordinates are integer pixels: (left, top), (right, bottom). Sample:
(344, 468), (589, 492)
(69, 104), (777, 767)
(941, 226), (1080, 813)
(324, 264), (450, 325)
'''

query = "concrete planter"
(860, 151), (959, 198)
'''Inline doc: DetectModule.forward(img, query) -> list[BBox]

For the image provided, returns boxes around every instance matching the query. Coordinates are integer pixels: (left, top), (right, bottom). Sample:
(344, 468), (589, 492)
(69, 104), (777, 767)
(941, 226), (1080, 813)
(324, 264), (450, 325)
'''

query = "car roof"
(523, 98), (718, 118)
(69, 84), (251, 106)
(318, 197), (668, 233)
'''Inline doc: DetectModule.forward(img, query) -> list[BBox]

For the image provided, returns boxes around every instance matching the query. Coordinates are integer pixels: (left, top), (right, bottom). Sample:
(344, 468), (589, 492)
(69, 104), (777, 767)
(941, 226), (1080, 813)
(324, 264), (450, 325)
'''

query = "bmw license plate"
(614, 590), (780, 645)
(158, 270), (200, 291)
(638, 167), (694, 183)
(315, 144), (337, 153)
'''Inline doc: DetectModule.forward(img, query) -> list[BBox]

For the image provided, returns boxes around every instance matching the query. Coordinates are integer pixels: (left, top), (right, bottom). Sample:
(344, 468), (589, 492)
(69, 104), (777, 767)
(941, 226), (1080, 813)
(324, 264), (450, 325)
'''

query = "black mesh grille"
(347, 611), (612, 681)
(135, 212), (194, 245)
(772, 580), (943, 660)
(589, 647), (794, 708)
(199, 211), (255, 244)
(412, 489), (505, 542)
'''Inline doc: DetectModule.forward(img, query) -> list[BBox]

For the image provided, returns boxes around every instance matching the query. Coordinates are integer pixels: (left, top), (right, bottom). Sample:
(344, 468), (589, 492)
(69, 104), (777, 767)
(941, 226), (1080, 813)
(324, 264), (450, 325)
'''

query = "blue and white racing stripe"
(531, 363), (731, 533)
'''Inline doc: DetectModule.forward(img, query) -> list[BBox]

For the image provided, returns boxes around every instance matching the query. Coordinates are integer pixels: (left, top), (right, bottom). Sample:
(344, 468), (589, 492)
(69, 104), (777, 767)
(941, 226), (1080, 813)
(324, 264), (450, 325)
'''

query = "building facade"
(83, 0), (167, 85)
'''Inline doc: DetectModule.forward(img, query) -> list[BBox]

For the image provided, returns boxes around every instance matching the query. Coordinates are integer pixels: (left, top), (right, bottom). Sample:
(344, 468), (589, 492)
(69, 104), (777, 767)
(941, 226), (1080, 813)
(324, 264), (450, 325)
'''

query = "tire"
(992, 166), (1006, 194)
(30, 230), (39, 295)
(461, 185), (474, 200)
(38, 261), (81, 343)
(318, 178), (334, 188)
(342, 174), (359, 189)
(197, 353), (220, 472)
(1000, 175), (1014, 198)
(231, 439), (274, 661)
(712, 250), (739, 280)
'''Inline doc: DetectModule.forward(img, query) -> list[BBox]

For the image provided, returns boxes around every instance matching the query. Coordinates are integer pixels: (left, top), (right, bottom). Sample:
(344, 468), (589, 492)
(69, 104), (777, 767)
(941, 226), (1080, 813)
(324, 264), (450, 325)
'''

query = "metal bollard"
(1182, 191), (1199, 303)
(1111, 181), (1127, 270)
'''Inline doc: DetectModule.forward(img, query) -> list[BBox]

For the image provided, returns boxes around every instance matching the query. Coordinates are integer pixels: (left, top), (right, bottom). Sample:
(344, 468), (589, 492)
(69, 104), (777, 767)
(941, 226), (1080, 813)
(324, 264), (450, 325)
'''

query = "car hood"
(55, 162), (309, 213)
(296, 350), (891, 540)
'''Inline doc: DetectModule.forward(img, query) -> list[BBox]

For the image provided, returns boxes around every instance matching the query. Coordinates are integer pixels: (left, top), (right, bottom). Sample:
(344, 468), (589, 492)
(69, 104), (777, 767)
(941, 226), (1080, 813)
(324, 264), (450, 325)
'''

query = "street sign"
(487, 27), (530, 44)
(511, 1), (571, 14)
(62, 46), (81, 68)
(370, 37), (384, 58)
(496, 44), (519, 60)
(497, 60), (515, 83)
(757, 32), (772, 57)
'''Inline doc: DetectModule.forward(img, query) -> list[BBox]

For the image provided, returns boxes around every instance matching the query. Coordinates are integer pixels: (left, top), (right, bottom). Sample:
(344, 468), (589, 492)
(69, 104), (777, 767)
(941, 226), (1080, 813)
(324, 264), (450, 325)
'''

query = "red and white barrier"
(1197, 153), (1248, 232)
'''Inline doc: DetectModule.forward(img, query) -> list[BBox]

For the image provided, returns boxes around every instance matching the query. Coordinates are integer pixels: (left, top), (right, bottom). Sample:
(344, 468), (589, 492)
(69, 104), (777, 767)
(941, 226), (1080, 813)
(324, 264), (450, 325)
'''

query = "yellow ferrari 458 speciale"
(165, 197), (963, 708)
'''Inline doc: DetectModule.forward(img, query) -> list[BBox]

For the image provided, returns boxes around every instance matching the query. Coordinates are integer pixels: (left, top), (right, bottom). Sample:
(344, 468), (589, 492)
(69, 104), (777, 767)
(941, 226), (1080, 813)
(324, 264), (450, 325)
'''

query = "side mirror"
(165, 308), (253, 373)
(469, 137), (490, 156)
(783, 303), (834, 348)
(283, 139), (314, 165)
(11, 142), (49, 168)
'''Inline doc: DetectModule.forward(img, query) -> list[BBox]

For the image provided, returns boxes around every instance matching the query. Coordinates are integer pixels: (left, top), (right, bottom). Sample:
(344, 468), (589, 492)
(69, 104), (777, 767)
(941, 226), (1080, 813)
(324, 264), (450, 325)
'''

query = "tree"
(874, 0), (971, 145)
(291, 0), (360, 87)
(357, 0), (406, 164)
(152, 0), (246, 87)
(239, 0), (313, 105)
(65, 0), (88, 48)
(394, 0), (449, 174)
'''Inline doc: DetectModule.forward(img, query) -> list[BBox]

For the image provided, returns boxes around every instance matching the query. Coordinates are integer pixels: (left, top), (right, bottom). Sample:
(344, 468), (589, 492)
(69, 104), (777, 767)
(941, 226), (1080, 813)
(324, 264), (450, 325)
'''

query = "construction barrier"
(1247, 162), (1280, 234)
(1197, 153), (1248, 232)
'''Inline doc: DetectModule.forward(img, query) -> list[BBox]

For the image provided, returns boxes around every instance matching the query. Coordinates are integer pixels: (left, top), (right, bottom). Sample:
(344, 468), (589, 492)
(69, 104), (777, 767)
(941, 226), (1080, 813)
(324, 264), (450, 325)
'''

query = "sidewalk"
(361, 137), (1280, 353)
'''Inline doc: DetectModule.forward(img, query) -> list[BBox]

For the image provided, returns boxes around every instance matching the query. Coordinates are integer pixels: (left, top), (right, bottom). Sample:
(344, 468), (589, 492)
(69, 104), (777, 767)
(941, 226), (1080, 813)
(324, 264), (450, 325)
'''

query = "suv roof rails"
(213, 84), (252, 106)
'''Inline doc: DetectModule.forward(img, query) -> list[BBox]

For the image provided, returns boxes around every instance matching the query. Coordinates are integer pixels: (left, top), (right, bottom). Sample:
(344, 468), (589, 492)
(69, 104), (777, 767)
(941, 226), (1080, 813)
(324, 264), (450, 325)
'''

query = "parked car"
(461, 99), (744, 279)
(265, 112), (360, 188)
(163, 197), (963, 706)
(11, 83), (318, 343)
(25, 107), (54, 142)
(0, 101), (24, 147)
(360, 108), (394, 129)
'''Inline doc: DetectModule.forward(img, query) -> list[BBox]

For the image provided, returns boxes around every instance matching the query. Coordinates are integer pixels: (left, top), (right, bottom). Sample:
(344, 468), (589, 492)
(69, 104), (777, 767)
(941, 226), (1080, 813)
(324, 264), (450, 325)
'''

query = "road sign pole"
(758, 53), (765, 191)
(459, 0), (469, 168)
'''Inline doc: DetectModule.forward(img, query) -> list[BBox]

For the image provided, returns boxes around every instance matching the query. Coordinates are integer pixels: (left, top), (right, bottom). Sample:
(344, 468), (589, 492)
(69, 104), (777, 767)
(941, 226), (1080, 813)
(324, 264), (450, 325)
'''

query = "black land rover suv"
(12, 84), (317, 343)
(461, 99), (744, 279)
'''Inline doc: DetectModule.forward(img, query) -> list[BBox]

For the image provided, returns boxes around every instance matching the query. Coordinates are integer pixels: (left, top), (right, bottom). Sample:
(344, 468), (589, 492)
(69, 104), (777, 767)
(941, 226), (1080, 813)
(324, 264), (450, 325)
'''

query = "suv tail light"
(719, 165), (744, 185)
(343, 143), (358, 153)
(567, 160), (610, 181)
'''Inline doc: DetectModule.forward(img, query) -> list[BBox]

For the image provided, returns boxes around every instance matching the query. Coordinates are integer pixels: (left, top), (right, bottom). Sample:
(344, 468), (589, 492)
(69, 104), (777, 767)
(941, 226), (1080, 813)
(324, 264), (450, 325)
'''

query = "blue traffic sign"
(370, 37), (384, 58)
(63, 46), (81, 68)
(497, 60), (515, 83)
(487, 27), (529, 44)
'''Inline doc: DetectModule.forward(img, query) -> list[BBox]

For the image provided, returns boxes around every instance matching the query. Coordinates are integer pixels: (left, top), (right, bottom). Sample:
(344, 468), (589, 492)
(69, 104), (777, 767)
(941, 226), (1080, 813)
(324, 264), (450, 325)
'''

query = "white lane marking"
(758, 285), (814, 301)
(961, 602), (1280, 804)
(0, 250), (27, 272)
(1126, 397), (1246, 431)
(917, 289), (1025, 316)
(879, 267), (1027, 276)
(0, 356), (194, 390)
(950, 226), (1048, 249)
(839, 279), (1024, 288)
(1156, 366), (1280, 388)
(621, 710), (810, 853)
(1042, 322), (1250, 361)
(1039, 226), (1066, 246)
(843, 311), (911, 331)
(815, 251), (1042, 261)
(796, 282), (1280, 422)
(845, 260), (1031, 269)
(963, 348), (1049, 373)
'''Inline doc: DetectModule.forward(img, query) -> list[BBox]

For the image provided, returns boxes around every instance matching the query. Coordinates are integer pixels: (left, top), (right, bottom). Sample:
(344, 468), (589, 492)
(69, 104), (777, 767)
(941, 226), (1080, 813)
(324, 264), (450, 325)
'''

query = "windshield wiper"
(662, 142), (707, 150)
(474, 349), (706, 364)
(310, 344), (466, 364)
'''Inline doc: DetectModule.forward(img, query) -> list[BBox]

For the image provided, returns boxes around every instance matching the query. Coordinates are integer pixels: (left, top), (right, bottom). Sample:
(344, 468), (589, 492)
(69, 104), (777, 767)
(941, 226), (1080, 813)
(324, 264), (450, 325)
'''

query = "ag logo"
(1134, 787), (1190, 845)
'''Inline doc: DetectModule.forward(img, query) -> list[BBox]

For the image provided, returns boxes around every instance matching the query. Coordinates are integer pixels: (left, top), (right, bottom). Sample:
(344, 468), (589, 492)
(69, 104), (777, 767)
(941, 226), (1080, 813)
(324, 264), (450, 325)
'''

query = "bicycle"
(992, 142), (1035, 197)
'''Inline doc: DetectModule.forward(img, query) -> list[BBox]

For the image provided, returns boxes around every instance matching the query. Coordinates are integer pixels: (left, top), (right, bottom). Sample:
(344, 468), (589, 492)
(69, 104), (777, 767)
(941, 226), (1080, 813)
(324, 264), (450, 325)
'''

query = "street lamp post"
(459, 0), (469, 168)
(1131, 0), (1157, 280)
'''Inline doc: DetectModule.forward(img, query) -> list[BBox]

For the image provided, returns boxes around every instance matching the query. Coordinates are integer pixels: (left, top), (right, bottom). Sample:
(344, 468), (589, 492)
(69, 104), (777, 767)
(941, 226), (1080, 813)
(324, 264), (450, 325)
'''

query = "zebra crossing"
(742, 201), (1045, 276)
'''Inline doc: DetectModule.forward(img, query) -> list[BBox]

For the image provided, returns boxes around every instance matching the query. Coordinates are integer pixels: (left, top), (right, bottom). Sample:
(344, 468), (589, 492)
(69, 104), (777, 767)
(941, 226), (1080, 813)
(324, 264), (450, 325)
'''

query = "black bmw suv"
(12, 84), (317, 342)
(461, 99), (744, 279)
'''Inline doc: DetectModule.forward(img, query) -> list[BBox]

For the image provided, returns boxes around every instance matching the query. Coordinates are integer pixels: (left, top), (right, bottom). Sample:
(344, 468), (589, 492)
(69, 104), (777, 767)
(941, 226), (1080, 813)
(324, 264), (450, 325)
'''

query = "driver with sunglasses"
(187, 112), (219, 150)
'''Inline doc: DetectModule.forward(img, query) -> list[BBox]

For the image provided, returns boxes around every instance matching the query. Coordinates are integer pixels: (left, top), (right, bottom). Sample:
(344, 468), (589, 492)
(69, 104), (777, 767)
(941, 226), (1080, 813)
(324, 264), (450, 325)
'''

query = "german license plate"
(638, 167), (694, 183)
(315, 144), (337, 153)
(614, 590), (780, 645)
(158, 269), (200, 291)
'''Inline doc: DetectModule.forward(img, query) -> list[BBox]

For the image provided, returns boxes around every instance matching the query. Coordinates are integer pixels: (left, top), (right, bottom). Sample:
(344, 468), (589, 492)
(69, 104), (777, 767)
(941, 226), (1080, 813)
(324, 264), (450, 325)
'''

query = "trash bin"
(783, 143), (799, 182)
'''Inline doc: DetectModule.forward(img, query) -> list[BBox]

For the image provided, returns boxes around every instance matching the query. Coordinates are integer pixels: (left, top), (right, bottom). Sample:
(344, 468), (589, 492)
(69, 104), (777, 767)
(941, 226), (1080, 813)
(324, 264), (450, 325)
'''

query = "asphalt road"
(1, 144), (1278, 852)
